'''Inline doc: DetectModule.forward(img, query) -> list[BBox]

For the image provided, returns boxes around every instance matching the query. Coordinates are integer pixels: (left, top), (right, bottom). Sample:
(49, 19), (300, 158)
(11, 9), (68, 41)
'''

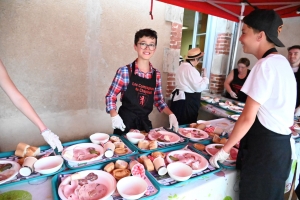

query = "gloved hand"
(209, 148), (230, 168)
(111, 114), (126, 131)
(229, 91), (238, 99)
(41, 129), (63, 152)
(295, 107), (300, 117)
(169, 114), (179, 132)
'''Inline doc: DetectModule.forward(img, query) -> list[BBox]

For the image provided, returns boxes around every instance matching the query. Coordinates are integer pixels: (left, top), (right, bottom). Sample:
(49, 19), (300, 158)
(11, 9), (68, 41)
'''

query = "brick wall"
(166, 22), (182, 98)
(210, 73), (226, 94)
(209, 33), (232, 94)
(215, 33), (232, 55)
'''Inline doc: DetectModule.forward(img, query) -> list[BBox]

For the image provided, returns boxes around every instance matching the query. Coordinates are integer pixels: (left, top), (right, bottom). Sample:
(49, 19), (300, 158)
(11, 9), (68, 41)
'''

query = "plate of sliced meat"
(166, 150), (208, 173)
(228, 105), (243, 113)
(0, 160), (20, 185)
(177, 128), (209, 141)
(58, 170), (116, 200)
(205, 144), (238, 162)
(62, 143), (104, 164)
(148, 130), (180, 144)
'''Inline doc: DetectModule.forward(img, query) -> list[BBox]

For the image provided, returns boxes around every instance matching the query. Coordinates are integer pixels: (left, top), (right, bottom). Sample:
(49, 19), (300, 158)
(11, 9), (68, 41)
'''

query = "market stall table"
(0, 168), (239, 200)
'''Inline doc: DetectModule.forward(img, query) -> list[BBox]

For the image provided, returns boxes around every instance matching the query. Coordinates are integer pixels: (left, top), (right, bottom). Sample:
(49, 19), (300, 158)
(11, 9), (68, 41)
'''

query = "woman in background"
(0, 59), (63, 152)
(224, 57), (250, 102)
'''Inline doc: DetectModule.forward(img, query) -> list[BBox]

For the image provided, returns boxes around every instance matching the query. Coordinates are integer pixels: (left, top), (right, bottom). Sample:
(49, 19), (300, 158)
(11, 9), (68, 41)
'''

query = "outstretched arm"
(0, 60), (46, 132)
(224, 70), (234, 94)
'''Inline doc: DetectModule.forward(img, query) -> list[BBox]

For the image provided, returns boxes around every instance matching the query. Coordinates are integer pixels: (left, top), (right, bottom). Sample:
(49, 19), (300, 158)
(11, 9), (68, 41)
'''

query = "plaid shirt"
(105, 60), (168, 113)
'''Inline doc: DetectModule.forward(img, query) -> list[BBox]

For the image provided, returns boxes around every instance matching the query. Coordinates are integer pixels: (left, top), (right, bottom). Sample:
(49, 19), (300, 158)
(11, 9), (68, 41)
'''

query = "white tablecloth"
(0, 169), (239, 200)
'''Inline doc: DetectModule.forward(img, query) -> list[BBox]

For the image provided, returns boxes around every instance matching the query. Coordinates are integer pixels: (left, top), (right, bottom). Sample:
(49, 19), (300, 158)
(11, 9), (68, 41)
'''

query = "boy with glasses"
(105, 28), (178, 135)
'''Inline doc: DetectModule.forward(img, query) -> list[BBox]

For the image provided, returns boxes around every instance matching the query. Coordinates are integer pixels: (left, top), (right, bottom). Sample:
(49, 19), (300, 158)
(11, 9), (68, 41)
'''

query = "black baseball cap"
(243, 9), (284, 47)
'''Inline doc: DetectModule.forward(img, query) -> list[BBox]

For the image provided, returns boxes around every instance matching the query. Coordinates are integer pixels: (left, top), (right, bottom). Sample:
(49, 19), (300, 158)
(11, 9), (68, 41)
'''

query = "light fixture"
(182, 26), (189, 30)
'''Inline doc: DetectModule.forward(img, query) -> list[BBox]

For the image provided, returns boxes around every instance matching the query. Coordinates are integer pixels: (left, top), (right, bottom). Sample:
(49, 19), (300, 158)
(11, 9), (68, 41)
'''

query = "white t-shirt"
(241, 54), (296, 135)
(173, 62), (209, 101)
(175, 62), (209, 93)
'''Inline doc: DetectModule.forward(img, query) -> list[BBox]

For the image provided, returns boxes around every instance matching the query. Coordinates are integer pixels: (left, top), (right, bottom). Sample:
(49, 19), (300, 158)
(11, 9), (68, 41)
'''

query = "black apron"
(113, 61), (156, 135)
(294, 69), (300, 108)
(237, 48), (292, 200)
(225, 69), (250, 103)
(170, 89), (201, 125)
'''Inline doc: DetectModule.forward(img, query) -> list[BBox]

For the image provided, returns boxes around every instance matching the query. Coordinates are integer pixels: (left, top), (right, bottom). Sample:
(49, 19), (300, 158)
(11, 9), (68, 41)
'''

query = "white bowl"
(90, 133), (110, 144)
(167, 162), (193, 182)
(58, 170), (116, 200)
(126, 132), (145, 144)
(34, 155), (63, 174)
(117, 176), (147, 200)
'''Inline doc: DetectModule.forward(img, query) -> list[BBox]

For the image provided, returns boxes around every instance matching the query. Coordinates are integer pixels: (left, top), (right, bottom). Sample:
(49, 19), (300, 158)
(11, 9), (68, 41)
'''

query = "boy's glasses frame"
(138, 42), (156, 50)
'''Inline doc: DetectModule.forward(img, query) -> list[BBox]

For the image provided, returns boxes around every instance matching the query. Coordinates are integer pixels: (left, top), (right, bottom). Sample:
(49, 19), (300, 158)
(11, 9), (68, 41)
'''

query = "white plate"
(196, 120), (211, 126)
(62, 143), (104, 164)
(230, 114), (240, 121)
(166, 150), (208, 173)
(201, 96), (213, 103)
(228, 105), (243, 113)
(177, 128), (209, 141)
(0, 160), (20, 185)
(58, 170), (116, 200)
(205, 144), (238, 162)
(219, 102), (229, 109)
(148, 131), (180, 144)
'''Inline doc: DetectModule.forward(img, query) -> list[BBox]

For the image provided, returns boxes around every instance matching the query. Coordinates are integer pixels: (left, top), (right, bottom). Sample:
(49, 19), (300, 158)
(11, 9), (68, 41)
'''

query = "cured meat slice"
(230, 148), (237, 160)
(77, 183), (107, 200)
(207, 147), (219, 155)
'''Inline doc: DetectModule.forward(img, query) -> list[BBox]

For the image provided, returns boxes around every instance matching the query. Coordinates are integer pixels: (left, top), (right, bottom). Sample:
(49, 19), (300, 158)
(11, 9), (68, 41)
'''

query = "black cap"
(243, 9), (284, 47)
(288, 45), (300, 51)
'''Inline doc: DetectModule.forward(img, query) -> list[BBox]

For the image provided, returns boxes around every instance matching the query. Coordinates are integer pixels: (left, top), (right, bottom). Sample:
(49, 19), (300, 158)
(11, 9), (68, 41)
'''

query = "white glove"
(209, 148), (230, 168)
(295, 107), (300, 117)
(229, 91), (238, 99)
(111, 114), (126, 131)
(169, 114), (179, 132)
(41, 129), (63, 152)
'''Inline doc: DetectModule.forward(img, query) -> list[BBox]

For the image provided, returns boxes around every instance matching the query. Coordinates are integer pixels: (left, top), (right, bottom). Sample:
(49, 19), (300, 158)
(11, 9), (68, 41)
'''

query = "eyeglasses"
(138, 42), (156, 50)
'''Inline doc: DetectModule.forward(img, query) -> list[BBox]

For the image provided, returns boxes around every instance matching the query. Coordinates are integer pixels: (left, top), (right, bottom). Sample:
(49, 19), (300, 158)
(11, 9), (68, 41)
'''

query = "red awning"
(158, 0), (300, 22)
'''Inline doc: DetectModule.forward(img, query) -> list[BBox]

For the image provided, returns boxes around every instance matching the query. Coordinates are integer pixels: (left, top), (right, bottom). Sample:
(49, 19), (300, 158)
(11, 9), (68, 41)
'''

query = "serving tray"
(62, 135), (138, 170)
(51, 158), (160, 200)
(0, 145), (66, 188)
(137, 146), (222, 187)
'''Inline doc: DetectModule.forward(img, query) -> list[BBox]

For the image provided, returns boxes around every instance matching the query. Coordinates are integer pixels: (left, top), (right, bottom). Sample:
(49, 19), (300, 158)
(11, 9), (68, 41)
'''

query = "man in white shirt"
(288, 45), (300, 116)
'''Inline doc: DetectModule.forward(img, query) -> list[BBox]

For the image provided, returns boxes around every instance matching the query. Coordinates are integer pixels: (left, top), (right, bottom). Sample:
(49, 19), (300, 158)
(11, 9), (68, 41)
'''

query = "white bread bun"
(15, 143), (30, 157)
(149, 140), (158, 150)
(104, 162), (115, 173)
(138, 140), (149, 149)
(115, 160), (128, 169)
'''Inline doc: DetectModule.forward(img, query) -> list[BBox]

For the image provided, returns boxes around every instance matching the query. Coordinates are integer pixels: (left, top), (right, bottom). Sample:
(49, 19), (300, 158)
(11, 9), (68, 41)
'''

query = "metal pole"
(192, 12), (199, 48)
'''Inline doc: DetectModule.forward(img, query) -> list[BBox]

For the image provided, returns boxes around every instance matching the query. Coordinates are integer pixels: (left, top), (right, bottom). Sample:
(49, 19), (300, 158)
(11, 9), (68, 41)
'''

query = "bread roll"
(110, 136), (120, 142)
(104, 162), (115, 173)
(25, 146), (40, 157)
(193, 143), (206, 151)
(219, 138), (228, 144)
(114, 142), (125, 149)
(112, 169), (130, 180)
(15, 143), (30, 157)
(149, 140), (158, 150)
(143, 158), (154, 171)
(196, 123), (206, 130)
(115, 160), (128, 169)
(114, 148), (128, 155)
(138, 140), (149, 149)
(212, 134), (221, 143)
(189, 123), (197, 128)
(151, 151), (165, 159)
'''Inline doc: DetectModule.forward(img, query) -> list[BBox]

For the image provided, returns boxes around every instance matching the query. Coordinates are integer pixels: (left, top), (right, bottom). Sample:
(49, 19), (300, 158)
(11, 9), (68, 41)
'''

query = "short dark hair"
(134, 28), (157, 46)
(238, 57), (250, 67)
(288, 45), (300, 51)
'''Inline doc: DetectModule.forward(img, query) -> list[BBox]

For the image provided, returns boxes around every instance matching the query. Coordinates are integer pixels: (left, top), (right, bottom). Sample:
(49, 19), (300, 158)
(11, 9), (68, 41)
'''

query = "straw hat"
(185, 48), (204, 60)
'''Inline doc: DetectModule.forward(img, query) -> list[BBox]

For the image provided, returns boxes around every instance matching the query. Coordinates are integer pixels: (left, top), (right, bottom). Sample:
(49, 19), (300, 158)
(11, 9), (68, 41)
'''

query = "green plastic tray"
(51, 158), (161, 200)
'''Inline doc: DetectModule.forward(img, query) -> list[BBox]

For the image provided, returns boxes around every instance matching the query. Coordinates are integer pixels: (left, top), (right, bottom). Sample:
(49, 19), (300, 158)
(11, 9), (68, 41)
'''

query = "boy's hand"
(111, 114), (126, 131)
(169, 114), (179, 132)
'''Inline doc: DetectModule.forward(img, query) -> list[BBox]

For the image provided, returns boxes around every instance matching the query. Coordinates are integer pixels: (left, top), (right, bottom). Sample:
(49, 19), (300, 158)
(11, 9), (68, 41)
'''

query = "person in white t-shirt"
(170, 48), (209, 125)
(209, 9), (296, 200)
